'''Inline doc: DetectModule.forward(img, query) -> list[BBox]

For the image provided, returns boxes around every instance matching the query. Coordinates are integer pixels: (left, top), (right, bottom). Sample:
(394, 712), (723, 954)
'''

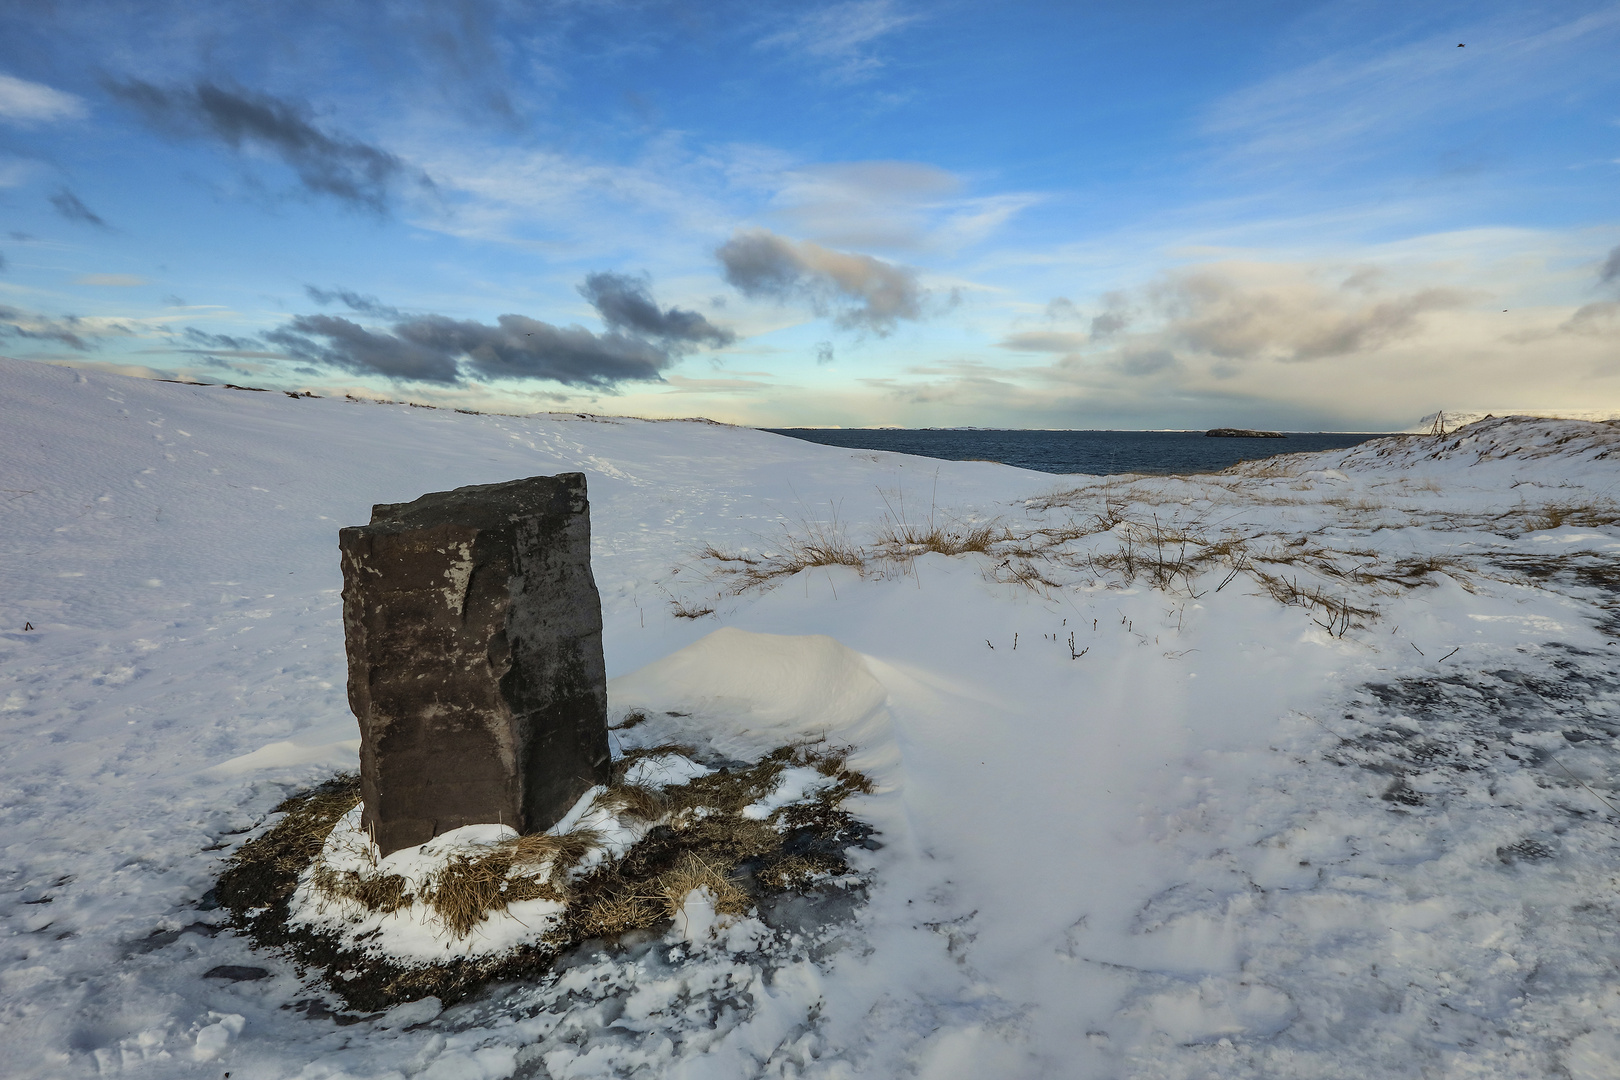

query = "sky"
(1, 0), (1618, 430)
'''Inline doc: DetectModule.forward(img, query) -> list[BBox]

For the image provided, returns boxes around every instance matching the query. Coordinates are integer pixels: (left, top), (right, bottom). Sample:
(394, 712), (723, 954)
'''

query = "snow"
(3, 356), (1620, 1077)
(618, 754), (712, 788)
(287, 811), (558, 963)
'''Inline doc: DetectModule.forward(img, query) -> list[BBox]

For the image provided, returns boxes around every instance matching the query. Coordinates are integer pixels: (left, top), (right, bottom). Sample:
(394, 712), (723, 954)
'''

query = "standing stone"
(339, 473), (610, 856)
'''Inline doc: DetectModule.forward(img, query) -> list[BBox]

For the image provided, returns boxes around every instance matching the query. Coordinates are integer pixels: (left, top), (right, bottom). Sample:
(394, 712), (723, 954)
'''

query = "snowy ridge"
(3, 358), (1620, 1078)
(1407, 409), (1620, 434)
(1329, 415), (1620, 473)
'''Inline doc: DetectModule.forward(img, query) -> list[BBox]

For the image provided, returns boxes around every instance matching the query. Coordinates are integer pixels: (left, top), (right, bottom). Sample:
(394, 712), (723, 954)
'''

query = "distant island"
(1205, 428), (1286, 438)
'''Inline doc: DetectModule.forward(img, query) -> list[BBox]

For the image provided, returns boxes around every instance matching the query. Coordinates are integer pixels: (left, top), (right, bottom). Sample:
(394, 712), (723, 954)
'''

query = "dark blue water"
(762, 429), (1391, 476)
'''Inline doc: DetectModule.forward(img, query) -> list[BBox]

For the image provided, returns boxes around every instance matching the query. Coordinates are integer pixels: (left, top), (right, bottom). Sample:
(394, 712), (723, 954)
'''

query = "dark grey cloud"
(105, 79), (420, 213)
(50, 188), (110, 229)
(8, 232), (35, 242)
(0, 305), (115, 350)
(1560, 300), (1620, 336)
(815, 340), (835, 364)
(1545, 246), (1620, 334)
(264, 311), (672, 387)
(259, 273), (729, 387)
(305, 285), (403, 319)
(265, 314), (461, 382)
(162, 294), (187, 306)
(1090, 311), (1129, 338)
(579, 272), (734, 347)
(1116, 348), (1177, 377)
(1601, 244), (1620, 288)
(0, 252), (7, 272)
(182, 326), (261, 351)
(716, 228), (925, 336)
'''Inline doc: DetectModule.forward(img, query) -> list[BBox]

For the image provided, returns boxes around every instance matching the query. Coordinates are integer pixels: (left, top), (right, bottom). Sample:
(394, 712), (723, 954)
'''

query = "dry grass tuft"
(216, 774), (362, 911)
(610, 708), (650, 731)
(872, 518), (1003, 558)
(311, 865), (413, 914)
(428, 854), (531, 938)
(504, 827), (603, 875)
(659, 852), (750, 917)
(1513, 499), (1620, 533)
(677, 479), (1495, 635)
(694, 519), (868, 599)
(596, 783), (669, 821)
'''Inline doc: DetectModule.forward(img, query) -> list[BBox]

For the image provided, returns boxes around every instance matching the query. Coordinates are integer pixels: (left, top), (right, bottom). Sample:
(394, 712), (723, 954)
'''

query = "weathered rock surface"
(339, 473), (610, 856)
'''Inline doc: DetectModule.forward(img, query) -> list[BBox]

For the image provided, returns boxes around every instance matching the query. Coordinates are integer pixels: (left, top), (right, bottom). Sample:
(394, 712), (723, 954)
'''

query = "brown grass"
(872, 518), (1002, 558)
(681, 486), (1483, 625)
(216, 744), (878, 1010)
(428, 854), (548, 938)
(594, 783), (669, 821)
(670, 598), (717, 619)
(1512, 499), (1620, 533)
(311, 865), (413, 914)
(277, 744), (871, 944)
(693, 519), (868, 598)
(609, 708), (650, 731)
(217, 774), (363, 911)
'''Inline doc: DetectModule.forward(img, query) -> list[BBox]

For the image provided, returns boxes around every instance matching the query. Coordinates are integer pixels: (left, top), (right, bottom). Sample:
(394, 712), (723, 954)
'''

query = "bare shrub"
(669, 598), (716, 619)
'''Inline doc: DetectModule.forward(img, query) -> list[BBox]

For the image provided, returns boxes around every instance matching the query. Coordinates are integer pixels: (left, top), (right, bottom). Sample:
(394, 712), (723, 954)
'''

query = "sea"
(762, 428), (1392, 476)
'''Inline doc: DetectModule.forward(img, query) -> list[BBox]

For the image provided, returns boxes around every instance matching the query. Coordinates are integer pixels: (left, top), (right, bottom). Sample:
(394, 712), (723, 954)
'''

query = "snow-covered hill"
(3, 357), (1619, 1079)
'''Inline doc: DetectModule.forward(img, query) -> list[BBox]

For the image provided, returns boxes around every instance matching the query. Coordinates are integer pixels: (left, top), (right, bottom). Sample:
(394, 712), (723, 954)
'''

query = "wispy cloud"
(757, 0), (922, 83)
(998, 330), (1088, 354)
(769, 161), (1038, 252)
(176, 326), (258, 350)
(716, 227), (927, 335)
(1601, 243), (1620, 287)
(1203, 7), (1620, 170)
(104, 79), (425, 213)
(304, 285), (403, 319)
(0, 304), (131, 350)
(76, 274), (147, 286)
(0, 72), (86, 125)
(50, 188), (110, 229)
(1551, 245), (1620, 336)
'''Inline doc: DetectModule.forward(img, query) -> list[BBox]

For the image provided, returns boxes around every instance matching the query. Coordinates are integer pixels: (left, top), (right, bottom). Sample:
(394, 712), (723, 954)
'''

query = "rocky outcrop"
(1205, 428), (1287, 438)
(339, 473), (609, 856)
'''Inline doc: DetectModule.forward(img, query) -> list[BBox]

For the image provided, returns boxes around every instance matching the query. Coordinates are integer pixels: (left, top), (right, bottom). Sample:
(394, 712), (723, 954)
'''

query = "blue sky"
(2, 0), (1618, 429)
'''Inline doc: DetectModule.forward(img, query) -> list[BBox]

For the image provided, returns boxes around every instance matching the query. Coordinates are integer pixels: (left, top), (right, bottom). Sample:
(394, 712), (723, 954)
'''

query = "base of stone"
(212, 739), (876, 1011)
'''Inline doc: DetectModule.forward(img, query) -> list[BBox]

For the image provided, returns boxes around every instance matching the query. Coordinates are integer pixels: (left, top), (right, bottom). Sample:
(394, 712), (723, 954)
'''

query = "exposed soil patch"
(1325, 642), (1620, 815)
(1493, 554), (1620, 636)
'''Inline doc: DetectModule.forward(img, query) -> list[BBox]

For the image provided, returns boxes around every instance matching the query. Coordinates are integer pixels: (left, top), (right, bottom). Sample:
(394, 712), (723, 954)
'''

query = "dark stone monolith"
(339, 473), (610, 856)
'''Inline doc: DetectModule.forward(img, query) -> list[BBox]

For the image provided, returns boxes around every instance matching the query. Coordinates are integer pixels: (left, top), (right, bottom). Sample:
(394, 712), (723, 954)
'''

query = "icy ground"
(2, 356), (1619, 1078)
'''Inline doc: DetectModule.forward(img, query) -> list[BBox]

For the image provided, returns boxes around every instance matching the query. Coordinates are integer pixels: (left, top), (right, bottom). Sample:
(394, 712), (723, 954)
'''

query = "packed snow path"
(2, 357), (1619, 1078)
